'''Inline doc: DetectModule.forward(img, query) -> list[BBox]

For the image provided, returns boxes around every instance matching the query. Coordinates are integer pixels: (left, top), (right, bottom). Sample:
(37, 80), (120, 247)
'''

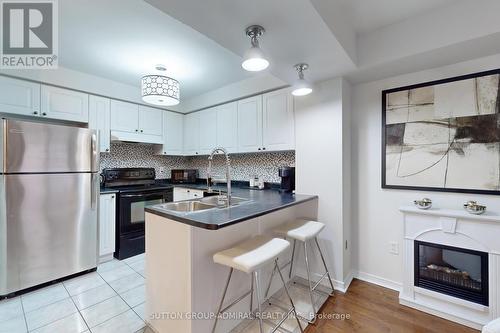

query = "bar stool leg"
(289, 239), (297, 279)
(303, 241), (317, 324)
(263, 262), (277, 301)
(250, 274), (254, 313)
(253, 271), (264, 333)
(275, 259), (305, 333)
(212, 268), (233, 333)
(315, 237), (335, 296)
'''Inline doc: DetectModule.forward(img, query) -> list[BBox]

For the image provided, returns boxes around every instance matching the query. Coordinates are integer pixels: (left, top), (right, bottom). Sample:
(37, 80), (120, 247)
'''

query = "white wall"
(295, 77), (351, 289)
(351, 53), (500, 290)
(179, 73), (286, 112)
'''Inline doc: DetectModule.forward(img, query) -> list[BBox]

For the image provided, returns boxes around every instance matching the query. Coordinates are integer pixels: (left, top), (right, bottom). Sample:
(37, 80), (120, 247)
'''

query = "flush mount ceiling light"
(141, 65), (180, 106)
(291, 63), (313, 96)
(242, 25), (269, 72)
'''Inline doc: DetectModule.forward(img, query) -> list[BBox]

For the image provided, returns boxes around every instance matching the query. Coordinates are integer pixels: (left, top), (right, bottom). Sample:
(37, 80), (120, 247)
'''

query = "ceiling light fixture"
(291, 63), (313, 96)
(242, 25), (269, 72)
(141, 65), (180, 106)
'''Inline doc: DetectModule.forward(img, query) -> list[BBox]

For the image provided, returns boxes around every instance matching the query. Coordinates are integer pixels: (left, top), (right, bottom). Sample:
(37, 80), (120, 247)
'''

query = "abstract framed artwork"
(382, 69), (500, 194)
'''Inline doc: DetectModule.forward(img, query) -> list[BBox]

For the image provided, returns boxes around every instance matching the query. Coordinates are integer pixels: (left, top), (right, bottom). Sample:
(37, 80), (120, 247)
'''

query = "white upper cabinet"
(216, 102), (238, 153)
(262, 89), (295, 151)
(157, 111), (184, 156)
(88, 95), (111, 153)
(183, 113), (200, 155)
(41, 85), (89, 123)
(198, 107), (218, 155)
(0, 76), (40, 117)
(237, 95), (263, 153)
(138, 106), (163, 136)
(110, 101), (163, 144)
(110, 100), (139, 133)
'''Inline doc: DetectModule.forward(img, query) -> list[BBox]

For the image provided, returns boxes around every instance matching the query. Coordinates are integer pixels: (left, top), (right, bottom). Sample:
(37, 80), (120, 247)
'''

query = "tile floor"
(0, 254), (147, 333)
(1, 256), (327, 333)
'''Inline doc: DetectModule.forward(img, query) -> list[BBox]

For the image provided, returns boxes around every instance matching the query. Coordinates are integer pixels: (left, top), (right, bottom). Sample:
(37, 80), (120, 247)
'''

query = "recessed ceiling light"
(141, 66), (180, 106)
(242, 25), (269, 72)
(291, 63), (313, 97)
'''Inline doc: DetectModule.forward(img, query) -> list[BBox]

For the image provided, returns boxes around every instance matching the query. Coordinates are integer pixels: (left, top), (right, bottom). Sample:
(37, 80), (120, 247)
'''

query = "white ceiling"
(51, 0), (500, 111)
(58, 0), (250, 99)
(145, 0), (358, 86)
(331, 0), (459, 34)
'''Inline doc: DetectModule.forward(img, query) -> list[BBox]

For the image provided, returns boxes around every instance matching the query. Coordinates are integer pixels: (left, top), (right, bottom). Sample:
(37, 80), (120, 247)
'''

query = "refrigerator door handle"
(91, 131), (99, 173)
(91, 173), (98, 210)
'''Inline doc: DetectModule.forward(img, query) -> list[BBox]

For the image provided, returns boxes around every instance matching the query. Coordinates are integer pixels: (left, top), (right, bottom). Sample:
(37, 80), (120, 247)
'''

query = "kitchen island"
(144, 188), (319, 333)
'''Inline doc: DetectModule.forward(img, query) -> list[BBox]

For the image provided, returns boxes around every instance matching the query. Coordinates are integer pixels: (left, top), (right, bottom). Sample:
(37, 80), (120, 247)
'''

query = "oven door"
(119, 191), (167, 234)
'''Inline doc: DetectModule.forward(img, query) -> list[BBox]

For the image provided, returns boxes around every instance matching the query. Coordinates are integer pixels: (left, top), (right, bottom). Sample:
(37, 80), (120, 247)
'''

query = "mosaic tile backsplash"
(100, 143), (295, 183)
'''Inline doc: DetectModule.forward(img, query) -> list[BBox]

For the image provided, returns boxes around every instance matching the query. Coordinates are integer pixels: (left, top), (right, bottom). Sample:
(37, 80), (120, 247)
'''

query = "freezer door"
(2, 119), (98, 173)
(0, 173), (98, 295)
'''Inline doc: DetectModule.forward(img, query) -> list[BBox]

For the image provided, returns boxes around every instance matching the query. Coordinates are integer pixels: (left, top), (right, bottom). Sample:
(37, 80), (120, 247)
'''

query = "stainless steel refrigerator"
(0, 119), (99, 296)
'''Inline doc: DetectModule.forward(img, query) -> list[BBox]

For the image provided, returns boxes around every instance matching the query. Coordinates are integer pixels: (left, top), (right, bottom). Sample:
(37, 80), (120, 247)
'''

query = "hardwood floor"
(304, 279), (479, 333)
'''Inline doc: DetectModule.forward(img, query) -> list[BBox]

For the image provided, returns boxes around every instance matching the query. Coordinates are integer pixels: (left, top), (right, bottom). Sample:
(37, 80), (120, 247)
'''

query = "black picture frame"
(381, 68), (500, 195)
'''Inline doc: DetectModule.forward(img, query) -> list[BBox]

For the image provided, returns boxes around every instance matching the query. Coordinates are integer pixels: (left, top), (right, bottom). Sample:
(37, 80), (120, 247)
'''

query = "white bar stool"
(265, 219), (335, 324)
(212, 235), (304, 333)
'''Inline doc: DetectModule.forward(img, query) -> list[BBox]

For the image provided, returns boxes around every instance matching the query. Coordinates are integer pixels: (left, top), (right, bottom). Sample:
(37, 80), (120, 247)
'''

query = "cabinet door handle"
(262, 147), (266, 150)
(140, 129), (144, 133)
(111, 196), (115, 199)
(258, 148), (261, 151)
(42, 112), (47, 116)
(135, 129), (138, 132)
(105, 148), (109, 152)
(163, 151), (167, 154)
(33, 111), (38, 115)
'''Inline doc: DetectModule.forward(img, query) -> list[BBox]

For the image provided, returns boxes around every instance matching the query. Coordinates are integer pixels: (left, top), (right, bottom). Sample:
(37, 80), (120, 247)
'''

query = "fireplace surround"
(400, 206), (500, 330)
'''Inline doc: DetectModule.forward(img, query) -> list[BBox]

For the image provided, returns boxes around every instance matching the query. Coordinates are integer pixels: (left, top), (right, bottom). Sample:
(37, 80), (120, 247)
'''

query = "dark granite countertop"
(100, 188), (119, 194)
(145, 186), (318, 230)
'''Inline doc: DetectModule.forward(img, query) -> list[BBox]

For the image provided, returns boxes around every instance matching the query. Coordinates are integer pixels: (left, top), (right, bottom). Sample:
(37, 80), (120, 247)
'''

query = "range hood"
(110, 130), (163, 145)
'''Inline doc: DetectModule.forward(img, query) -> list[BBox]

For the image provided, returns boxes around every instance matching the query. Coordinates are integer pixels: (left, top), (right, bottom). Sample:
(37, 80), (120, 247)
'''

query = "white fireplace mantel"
(399, 206), (500, 330)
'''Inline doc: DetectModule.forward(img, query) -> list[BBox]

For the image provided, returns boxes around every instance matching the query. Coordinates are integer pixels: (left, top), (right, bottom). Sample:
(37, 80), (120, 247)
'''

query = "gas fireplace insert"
(414, 240), (489, 306)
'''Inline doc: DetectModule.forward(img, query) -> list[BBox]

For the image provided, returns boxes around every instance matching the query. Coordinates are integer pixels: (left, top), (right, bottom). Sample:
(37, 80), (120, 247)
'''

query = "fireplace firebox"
(414, 240), (489, 306)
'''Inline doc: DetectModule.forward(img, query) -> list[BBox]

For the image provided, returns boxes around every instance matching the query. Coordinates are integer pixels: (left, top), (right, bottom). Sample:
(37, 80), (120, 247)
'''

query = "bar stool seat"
(274, 219), (325, 242)
(213, 235), (289, 273)
(212, 235), (304, 333)
(267, 218), (334, 324)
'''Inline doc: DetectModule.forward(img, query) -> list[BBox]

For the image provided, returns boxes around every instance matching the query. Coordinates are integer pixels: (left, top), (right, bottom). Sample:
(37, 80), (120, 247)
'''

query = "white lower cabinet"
(173, 187), (204, 201)
(99, 193), (116, 262)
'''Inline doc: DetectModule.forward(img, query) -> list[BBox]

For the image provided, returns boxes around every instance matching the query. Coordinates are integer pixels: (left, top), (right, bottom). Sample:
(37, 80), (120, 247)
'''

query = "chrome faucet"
(207, 147), (231, 206)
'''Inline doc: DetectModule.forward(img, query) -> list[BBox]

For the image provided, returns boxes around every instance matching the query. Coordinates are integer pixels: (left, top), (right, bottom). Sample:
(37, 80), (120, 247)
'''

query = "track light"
(291, 63), (312, 96)
(242, 25), (269, 72)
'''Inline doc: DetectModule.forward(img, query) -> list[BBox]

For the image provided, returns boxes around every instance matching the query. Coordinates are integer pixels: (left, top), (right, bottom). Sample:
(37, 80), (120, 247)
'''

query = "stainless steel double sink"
(154, 195), (250, 214)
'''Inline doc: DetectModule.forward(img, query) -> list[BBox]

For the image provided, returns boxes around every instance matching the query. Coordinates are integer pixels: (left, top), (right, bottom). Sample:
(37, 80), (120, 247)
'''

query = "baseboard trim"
(293, 269), (352, 293)
(353, 271), (402, 292)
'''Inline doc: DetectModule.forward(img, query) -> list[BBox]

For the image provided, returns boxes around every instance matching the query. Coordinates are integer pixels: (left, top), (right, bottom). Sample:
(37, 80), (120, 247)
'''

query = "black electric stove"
(102, 168), (173, 260)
